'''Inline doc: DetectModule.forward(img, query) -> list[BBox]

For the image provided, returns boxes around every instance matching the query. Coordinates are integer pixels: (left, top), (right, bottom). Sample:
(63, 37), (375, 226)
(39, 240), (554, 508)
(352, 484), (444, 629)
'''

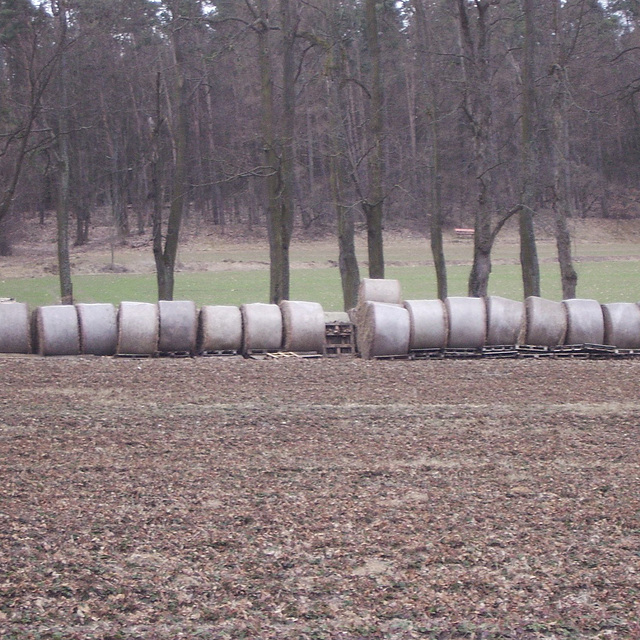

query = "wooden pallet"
(324, 321), (355, 357)
(200, 349), (239, 357)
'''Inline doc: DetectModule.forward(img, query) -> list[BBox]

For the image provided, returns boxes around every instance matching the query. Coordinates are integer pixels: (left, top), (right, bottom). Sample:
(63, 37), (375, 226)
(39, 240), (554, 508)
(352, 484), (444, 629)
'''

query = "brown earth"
(3, 214), (640, 280)
(1, 355), (639, 639)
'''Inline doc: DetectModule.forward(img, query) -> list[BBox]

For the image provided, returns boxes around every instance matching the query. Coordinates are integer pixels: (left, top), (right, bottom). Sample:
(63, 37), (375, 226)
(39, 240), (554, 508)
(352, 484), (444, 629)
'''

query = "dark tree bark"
(551, 0), (578, 300)
(456, 0), (495, 298)
(413, 0), (447, 300)
(519, 0), (540, 298)
(326, 19), (360, 310)
(54, 0), (73, 305)
(153, 3), (191, 301)
(363, 0), (385, 279)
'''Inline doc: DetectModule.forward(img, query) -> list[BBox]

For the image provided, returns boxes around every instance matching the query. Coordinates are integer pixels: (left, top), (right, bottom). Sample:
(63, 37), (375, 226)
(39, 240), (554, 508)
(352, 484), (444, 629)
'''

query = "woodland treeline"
(1, 0), (639, 308)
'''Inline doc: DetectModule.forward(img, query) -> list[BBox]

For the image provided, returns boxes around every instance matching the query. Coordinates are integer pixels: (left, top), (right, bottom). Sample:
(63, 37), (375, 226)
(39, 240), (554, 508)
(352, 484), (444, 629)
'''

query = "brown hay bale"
(404, 299), (447, 350)
(356, 301), (410, 359)
(445, 297), (487, 348)
(358, 278), (403, 305)
(198, 305), (243, 352)
(522, 297), (567, 346)
(563, 298), (604, 345)
(602, 302), (640, 348)
(76, 303), (117, 355)
(486, 296), (524, 346)
(0, 302), (31, 353)
(158, 300), (197, 354)
(280, 300), (325, 353)
(117, 301), (159, 355)
(240, 303), (283, 353)
(36, 305), (80, 356)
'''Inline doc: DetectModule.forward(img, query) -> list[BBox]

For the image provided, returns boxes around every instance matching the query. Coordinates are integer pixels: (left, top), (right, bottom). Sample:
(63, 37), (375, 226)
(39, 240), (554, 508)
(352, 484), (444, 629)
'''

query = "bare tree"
(519, 0), (540, 298)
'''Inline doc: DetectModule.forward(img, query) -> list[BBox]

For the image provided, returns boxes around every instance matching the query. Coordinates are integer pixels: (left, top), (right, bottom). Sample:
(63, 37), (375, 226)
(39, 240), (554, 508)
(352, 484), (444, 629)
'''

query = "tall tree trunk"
(326, 27), (360, 311)
(457, 0), (495, 298)
(363, 0), (385, 279)
(430, 114), (447, 301)
(276, 0), (296, 302)
(55, 2), (72, 304)
(551, 0), (578, 300)
(413, 0), (447, 299)
(519, 0), (540, 298)
(256, 0), (287, 304)
(154, 8), (189, 302)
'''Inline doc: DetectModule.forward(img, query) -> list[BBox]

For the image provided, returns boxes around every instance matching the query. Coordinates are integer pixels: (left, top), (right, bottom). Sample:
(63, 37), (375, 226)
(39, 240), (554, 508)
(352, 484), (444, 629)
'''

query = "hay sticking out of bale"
(280, 300), (326, 353)
(563, 298), (604, 345)
(356, 301), (410, 359)
(0, 302), (31, 353)
(76, 303), (117, 356)
(117, 301), (159, 355)
(198, 305), (243, 353)
(445, 297), (487, 349)
(602, 302), (640, 349)
(158, 300), (197, 354)
(486, 296), (524, 346)
(36, 305), (80, 356)
(404, 299), (447, 350)
(358, 278), (403, 306)
(522, 297), (567, 347)
(240, 303), (283, 353)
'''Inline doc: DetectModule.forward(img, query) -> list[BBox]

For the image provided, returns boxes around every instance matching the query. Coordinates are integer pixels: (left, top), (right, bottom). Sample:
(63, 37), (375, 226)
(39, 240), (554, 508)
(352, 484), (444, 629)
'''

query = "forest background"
(1, 0), (640, 310)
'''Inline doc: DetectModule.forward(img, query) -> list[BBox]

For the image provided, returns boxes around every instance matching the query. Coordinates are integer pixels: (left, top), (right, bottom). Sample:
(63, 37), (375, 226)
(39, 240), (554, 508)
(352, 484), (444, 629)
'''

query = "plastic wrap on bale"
(404, 299), (448, 350)
(445, 297), (487, 349)
(486, 296), (524, 346)
(356, 301), (410, 359)
(358, 278), (403, 305)
(76, 303), (117, 356)
(280, 300), (326, 353)
(240, 303), (283, 354)
(35, 305), (80, 356)
(563, 298), (605, 345)
(602, 302), (640, 349)
(117, 301), (159, 355)
(0, 302), (31, 354)
(198, 305), (243, 353)
(158, 300), (197, 354)
(522, 297), (567, 347)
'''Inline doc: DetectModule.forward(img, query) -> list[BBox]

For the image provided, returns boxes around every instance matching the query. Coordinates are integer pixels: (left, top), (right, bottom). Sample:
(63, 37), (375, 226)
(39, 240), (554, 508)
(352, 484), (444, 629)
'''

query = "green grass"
(2, 258), (639, 310)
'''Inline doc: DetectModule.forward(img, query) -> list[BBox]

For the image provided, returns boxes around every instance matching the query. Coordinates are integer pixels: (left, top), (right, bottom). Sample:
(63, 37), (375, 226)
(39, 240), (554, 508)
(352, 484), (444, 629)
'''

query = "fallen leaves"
(1, 357), (639, 638)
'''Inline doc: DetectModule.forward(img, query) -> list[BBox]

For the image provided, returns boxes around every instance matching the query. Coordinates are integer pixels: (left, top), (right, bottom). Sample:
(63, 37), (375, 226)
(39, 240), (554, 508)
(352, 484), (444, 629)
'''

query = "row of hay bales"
(2, 278), (640, 358)
(0, 299), (329, 357)
(353, 278), (640, 358)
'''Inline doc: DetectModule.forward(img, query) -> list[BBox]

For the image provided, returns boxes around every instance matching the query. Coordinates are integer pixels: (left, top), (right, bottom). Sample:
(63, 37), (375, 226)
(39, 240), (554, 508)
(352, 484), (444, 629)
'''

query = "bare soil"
(1, 355), (639, 639)
(3, 214), (640, 280)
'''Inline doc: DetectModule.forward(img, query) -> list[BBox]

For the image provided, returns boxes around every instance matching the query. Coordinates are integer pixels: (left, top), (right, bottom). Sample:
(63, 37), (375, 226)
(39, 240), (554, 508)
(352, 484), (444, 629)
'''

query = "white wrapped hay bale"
(486, 296), (524, 346)
(198, 305), (243, 353)
(0, 302), (31, 354)
(76, 303), (117, 356)
(602, 302), (640, 349)
(522, 297), (567, 347)
(158, 300), (197, 354)
(404, 299), (447, 350)
(117, 301), (159, 355)
(563, 298), (605, 345)
(36, 305), (80, 356)
(356, 301), (410, 359)
(445, 297), (486, 349)
(280, 300), (326, 353)
(358, 278), (403, 306)
(240, 302), (283, 353)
